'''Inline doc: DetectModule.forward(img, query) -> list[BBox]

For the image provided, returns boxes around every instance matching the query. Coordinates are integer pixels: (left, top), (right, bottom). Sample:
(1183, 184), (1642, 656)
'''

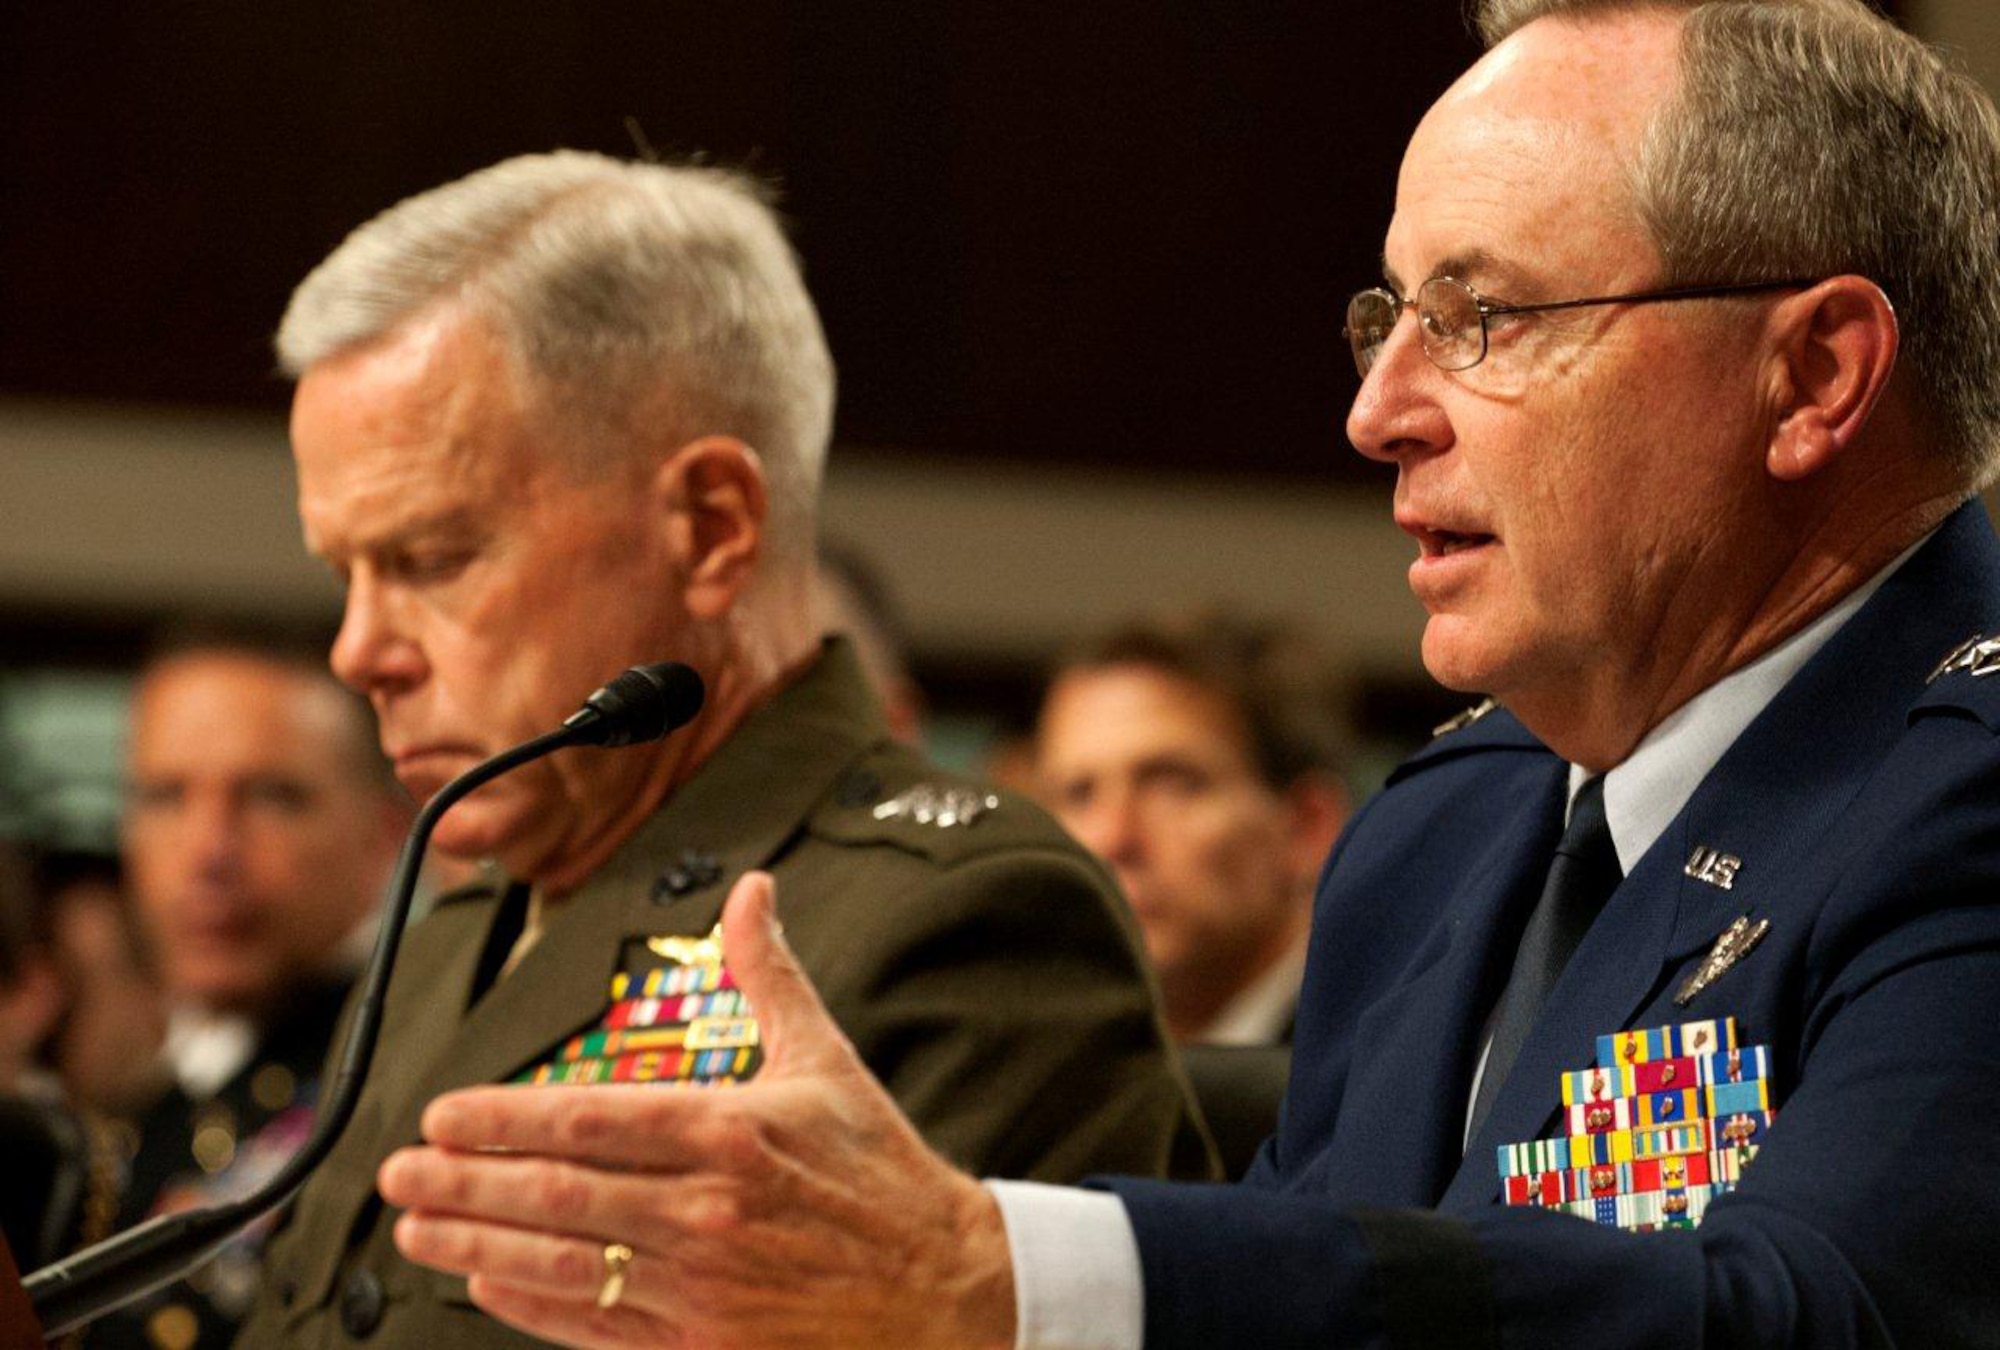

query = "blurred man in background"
(1036, 610), (1348, 1046)
(0, 837), (98, 1276)
(104, 626), (407, 1350)
(34, 851), (164, 1120)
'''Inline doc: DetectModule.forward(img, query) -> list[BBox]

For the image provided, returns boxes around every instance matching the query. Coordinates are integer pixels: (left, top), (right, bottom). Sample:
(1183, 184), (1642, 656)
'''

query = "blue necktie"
(1468, 775), (1622, 1141)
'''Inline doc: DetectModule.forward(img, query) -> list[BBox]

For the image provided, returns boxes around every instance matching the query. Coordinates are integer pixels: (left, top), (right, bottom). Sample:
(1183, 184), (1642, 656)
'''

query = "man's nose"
(184, 794), (245, 879)
(1077, 789), (1148, 870)
(329, 572), (425, 697)
(1347, 313), (1452, 464)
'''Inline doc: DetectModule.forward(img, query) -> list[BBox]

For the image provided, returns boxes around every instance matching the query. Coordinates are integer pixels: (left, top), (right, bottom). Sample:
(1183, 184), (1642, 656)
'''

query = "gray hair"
(276, 151), (836, 563)
(1471, 0), (2000, 485)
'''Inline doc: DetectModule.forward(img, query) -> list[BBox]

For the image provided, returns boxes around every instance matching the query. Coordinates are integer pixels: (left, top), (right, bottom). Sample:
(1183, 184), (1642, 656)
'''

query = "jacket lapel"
(350, 895), (496, 1132)
(1443, 500), (2000, 1207)
(372, 639), (890, 1147)
(1445, 821), (1688, 1201)
(1309, 749), (1568, 1206)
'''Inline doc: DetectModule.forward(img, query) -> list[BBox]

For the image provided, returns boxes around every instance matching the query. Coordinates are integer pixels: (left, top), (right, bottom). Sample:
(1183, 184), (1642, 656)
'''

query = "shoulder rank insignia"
(1432, 697), (1497, 739)
(1928, 633), (2000, 683)
(1673, 915), (1771, 1007)
(872, 784), (1000, 828)
(1501, 1015), (1777, 1232)
(517, 924), (762, 1087)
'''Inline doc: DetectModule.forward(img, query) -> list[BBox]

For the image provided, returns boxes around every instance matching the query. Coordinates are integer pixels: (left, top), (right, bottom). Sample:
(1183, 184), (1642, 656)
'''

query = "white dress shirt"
(990, 541), (1919, 1350)
(160, 918), (379, 1101)
(1194, 940), (1307, 1047)
(163, 1007), (258, 1100)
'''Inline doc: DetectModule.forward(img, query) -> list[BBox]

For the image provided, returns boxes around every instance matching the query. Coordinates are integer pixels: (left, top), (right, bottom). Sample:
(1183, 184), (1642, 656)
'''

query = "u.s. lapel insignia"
(1928, 633), (2000, 683)
(872, 784), (1000, 828)
(1673, 915), (1772, 1007)
(517, 922), (762, 1087)
(1432, 697), (1496, 738)
(1683, 846), (1742, 891)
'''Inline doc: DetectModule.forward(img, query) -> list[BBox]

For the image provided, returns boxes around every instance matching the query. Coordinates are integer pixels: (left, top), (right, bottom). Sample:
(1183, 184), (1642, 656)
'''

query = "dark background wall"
(0, 3), (1481, 481)
(0, 0), (1925, 845)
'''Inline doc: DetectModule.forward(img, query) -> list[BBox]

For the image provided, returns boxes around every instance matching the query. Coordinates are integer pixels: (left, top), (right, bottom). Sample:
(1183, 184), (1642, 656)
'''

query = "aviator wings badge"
(1674, 915), (1772, 1007)
(1929, 633), (2000, 683)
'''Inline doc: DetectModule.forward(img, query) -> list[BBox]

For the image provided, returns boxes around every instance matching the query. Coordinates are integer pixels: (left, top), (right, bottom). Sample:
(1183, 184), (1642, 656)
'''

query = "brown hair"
(1050, 608), (1350, 790)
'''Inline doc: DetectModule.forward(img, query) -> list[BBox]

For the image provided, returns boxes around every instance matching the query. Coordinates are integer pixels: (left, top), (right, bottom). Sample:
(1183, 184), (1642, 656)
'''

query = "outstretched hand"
(377, 871), (1019, 1350)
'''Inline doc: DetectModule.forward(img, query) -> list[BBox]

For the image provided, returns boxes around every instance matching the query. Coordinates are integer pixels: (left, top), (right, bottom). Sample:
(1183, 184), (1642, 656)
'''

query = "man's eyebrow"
(1432, 249), (1501, 285)
(307, 507), (481, 560)
(1381, 248), (1532, 297)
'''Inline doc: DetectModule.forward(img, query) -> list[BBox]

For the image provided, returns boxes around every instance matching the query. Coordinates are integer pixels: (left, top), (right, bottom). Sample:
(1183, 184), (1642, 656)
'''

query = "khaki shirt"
(238, 640), (1209, 1348)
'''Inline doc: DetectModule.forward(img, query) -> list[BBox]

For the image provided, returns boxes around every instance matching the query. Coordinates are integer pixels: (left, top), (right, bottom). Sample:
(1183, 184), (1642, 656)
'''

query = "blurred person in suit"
(0, 841), (120, 1278)
(33, 853), (166, 1119)
(1035, 609), (1349, 1047)
(1036, 611), (1349, 1177)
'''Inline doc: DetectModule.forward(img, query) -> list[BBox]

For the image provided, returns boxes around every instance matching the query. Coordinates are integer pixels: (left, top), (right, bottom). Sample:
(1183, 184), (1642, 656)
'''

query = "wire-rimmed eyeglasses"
(1343, 275), (1815, 377)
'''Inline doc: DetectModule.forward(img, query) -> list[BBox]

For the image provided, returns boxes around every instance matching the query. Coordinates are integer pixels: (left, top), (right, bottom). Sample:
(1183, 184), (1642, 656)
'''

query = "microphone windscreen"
(576, 662), (706, 746)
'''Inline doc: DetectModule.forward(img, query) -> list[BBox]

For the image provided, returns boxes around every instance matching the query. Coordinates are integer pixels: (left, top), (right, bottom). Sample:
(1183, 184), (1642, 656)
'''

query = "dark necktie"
(1467, 774), (1622, 1142)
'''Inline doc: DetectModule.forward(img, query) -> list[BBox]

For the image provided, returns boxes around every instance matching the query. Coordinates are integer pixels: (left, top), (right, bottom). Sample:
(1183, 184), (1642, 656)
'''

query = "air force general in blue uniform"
(1105, 499), (2000, 1347)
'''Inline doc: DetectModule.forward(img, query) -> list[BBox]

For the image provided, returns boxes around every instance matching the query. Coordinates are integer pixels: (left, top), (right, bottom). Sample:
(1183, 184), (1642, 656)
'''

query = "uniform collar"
(362, 638), (892, 1144)
(535, 635), (890, 935)
(1571, 528), (1933, 873)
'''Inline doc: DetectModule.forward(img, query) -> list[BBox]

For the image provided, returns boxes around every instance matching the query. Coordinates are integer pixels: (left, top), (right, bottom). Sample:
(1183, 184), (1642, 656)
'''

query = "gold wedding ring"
(597, 1242), (635, 1310)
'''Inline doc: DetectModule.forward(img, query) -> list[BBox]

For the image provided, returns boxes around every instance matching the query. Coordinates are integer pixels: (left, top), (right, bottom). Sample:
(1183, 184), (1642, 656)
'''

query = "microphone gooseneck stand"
(26, 661), (705, 1338)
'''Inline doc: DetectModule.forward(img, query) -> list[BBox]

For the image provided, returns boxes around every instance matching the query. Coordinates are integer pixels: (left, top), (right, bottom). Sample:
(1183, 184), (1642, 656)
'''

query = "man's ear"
(654, 436), (769, 622)
(1765, 275), (1899, 482)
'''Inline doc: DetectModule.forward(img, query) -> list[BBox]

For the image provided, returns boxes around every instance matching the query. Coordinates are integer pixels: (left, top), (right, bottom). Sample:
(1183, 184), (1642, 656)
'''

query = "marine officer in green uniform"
(232, 150), (1208, 1349)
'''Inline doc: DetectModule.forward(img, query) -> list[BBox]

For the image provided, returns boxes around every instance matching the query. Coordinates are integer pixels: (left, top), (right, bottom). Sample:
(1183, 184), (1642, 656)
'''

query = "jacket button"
(338, 1270), (385, 1338)
(651, 851), (722, 901)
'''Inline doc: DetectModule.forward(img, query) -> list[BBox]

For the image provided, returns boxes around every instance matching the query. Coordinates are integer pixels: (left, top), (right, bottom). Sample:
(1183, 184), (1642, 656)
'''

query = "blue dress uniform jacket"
(1105, 500), (2000, 1348)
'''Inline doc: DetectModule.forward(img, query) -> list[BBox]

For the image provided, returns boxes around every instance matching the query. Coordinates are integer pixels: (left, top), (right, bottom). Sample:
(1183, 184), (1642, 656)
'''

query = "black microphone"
(25, 661), (705, 1337)
(564, 661), (706, 747)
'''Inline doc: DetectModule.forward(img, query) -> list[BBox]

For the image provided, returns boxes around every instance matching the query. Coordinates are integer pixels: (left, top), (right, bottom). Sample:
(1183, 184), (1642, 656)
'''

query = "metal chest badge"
(1673, 915), (1772, 1007)
(1928, 633), (2000, 682)
(516, 923), (763, 1087)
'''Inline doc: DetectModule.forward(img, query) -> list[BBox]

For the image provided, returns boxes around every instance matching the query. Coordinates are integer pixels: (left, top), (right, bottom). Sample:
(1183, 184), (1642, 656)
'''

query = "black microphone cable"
(25, 661), (704, 1337)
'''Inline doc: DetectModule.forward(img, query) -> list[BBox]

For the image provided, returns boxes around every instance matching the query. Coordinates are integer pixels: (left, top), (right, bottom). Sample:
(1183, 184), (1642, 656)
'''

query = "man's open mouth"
(1418, 527), (1494, 558)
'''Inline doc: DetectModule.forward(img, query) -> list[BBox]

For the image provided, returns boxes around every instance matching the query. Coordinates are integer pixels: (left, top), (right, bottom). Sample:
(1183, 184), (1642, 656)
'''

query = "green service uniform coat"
(239, 641), (1208, 1348)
